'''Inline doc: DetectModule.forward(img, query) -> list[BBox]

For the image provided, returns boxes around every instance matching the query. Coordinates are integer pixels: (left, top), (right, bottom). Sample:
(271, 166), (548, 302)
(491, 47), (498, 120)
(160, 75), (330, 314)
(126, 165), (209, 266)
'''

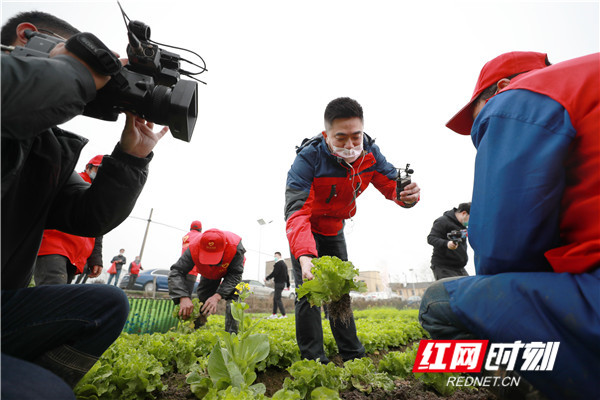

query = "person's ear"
(15, 22), (37, 46)
(321, 130), (328, 139)
(495, 78), (511, 93)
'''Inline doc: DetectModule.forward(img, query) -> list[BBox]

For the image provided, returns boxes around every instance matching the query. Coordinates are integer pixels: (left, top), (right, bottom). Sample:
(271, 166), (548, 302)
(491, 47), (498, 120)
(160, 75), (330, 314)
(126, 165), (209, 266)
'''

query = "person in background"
(35, 155), (105, 285)
(126, 256), (143, 289)
(181, 220), (202, 294)
(265, 251), (290, 319)
(427, 202), (471, 280)
(419, 51), (599, 400)
(285, 97), (421, 363)
(169, 228), (245, 333)
(107, 248), (126, 286)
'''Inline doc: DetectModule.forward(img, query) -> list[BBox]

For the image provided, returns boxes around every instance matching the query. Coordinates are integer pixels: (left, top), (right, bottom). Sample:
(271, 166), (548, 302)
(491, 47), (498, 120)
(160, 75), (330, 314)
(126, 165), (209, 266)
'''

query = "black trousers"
(431, 265), (469, 281)
(195, 277), (239, 334)
(273, 282), (286, 315)
(291, 231), (365, 362)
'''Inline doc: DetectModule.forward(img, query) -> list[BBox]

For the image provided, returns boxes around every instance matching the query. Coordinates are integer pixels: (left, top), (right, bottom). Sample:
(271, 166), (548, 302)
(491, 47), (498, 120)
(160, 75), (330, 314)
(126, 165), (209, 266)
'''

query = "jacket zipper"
(325, 184), (337, 203)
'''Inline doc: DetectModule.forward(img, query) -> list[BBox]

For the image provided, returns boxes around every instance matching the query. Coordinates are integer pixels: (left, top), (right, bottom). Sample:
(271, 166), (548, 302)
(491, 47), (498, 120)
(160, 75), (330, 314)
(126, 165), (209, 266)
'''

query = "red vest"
(36, 171), (96, 273)
(181, 229), (201, 276)
(130, 261), (142, 275)
(505, 53), (600, 273)
(189, 231), (242, 280)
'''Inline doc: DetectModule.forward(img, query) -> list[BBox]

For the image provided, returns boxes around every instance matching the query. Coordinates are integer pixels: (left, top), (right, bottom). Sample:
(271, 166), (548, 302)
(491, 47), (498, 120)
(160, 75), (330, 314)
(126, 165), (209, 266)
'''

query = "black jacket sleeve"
(1, 54), (96, 140)
(427, 216), (451, 249)
(216, 241), (246, 299)
(265, 268), (274, 281)
(284, 263), (290, 287)
(86, 235), (103, 267)
(45, 144), (152, 237)
(168, 248), (195, 302)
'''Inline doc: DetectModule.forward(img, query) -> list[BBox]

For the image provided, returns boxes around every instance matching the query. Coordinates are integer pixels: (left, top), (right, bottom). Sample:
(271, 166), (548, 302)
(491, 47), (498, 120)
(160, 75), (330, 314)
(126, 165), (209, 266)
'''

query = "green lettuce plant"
(187, 282), (270, 398)
(296, 256), (367, 324)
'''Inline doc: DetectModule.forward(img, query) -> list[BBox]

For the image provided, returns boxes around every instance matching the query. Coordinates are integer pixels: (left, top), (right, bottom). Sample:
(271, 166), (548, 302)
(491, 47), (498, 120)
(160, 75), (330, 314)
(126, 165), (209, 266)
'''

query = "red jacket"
(36, 171), (97, 273)
(181, 229), (201, 276)
(285, 133), (417, 259)
(188, 231), (243, 280)
(504, 53), (599, 273)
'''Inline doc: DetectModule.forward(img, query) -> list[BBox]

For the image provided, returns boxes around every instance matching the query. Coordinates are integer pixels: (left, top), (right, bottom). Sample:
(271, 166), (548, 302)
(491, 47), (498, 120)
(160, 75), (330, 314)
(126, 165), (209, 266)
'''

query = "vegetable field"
(74, 303), (497, 400)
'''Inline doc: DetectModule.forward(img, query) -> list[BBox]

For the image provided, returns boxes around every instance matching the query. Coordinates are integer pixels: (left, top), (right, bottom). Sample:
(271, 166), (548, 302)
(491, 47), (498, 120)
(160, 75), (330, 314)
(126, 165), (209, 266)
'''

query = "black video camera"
(396, 163), (414, 200)
(447, 229), (468, 244)
(7, 17), (198, 142)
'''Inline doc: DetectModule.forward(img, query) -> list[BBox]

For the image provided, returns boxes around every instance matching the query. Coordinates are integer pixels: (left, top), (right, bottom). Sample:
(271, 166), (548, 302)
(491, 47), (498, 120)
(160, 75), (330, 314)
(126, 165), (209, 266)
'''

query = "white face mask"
(89, 171), (97, 181)
(329, 141), (363, 163)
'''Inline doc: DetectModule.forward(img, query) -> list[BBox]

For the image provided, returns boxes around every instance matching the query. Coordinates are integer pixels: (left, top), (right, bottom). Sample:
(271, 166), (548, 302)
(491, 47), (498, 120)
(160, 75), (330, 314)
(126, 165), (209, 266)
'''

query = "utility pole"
(138, 208), (153, 263)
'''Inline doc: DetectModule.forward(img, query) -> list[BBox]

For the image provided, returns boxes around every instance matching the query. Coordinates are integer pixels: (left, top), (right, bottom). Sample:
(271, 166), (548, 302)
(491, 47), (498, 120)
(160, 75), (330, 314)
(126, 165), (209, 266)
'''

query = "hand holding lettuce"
(296, 256), (367, 324)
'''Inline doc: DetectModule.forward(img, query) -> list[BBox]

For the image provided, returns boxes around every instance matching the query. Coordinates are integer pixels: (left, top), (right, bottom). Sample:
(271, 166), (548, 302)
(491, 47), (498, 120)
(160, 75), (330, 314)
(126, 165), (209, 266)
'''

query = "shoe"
(278, 315), (288, 319)
(267, 314), (278, 319)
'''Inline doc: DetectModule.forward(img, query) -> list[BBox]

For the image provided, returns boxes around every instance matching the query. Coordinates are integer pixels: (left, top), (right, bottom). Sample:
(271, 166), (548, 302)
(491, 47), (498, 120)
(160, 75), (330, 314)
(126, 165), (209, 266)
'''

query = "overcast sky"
(2, 0), (598, 284)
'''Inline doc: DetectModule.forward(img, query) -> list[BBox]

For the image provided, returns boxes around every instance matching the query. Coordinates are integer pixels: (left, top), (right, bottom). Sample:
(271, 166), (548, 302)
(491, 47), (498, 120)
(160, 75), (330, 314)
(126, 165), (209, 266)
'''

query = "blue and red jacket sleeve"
(469, 89), (576, 275)
(285, 148), (318, 259)
(369, 142), (419, 207)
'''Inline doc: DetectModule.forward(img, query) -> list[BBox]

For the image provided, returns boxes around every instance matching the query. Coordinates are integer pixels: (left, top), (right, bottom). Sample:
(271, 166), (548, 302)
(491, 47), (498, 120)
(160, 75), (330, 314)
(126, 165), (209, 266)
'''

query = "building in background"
(356, 270), (386, 292)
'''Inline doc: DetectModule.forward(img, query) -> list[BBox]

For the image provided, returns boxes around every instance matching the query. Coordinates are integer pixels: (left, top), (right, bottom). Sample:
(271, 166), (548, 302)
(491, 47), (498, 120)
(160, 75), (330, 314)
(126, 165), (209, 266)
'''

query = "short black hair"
(1, 11), (79, 45)
(324, 97), (363, 129)
(274, 252), (282, 257)
(457, 202), (471, 214)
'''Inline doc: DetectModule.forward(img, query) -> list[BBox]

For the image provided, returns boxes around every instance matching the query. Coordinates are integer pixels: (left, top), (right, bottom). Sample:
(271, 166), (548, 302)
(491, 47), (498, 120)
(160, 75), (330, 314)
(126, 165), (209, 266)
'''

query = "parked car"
(241, 279), (274, 298)
(281, 285), (296, 300)
(407, 295), (422, 305)
(120, 269), (198, 294)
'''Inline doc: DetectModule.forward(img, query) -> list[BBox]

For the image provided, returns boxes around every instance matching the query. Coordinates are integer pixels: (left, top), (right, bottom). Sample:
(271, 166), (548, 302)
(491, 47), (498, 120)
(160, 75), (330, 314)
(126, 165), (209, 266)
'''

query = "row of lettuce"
(74, 308), (466, 399)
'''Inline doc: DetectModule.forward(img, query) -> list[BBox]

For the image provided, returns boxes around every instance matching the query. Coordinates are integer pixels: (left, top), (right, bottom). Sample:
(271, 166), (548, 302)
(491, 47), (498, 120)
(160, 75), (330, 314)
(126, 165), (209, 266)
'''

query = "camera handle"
(396, 163), (414, 200)
(65, 33), (122, 76)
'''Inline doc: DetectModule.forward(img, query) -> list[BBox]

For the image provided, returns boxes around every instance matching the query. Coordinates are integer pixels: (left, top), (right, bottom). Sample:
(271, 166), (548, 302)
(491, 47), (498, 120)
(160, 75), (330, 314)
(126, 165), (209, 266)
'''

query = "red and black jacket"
(285, 132), (418, 259)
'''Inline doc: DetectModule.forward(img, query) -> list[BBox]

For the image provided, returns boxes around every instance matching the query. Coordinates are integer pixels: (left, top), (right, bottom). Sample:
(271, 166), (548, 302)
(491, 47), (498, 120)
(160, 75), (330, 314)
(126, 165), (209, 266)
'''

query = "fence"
(123, 297), (179, 334)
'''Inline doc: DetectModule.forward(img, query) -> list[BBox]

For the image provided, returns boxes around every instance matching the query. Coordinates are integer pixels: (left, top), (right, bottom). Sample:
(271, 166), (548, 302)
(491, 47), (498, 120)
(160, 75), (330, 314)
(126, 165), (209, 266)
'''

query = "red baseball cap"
(190, 220), (202, 232)
(446, 51), (549, 135)
(87, 155), (104, 166)
(197, 229), (227, 265)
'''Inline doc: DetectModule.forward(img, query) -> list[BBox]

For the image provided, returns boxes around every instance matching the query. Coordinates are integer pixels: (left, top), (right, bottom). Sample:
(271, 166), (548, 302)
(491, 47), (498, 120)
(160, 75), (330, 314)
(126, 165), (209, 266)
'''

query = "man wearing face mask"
(34, 155), (106, 285)
(284, 97), (421, 363)
(427, 202), (471, 280)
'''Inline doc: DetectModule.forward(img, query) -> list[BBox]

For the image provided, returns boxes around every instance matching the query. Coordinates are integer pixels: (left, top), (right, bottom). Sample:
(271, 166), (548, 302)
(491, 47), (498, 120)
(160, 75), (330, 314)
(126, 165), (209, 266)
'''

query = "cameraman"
(285, 97), (420, 363)
(1, 11), (167, 399)
(427, 202), (470, 280)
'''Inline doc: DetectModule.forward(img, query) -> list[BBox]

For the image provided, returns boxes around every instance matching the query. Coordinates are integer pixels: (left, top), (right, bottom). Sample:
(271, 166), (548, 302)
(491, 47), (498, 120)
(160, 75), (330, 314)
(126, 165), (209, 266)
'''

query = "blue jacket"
(444, 54), (600, 400)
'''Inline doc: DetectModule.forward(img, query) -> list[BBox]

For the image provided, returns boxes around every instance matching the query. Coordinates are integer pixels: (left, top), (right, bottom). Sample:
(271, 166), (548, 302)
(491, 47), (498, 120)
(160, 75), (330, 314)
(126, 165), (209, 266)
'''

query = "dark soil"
(254, 348), (499, 400)
(155, 346), (500, 400)
(156, 372), (196, 399)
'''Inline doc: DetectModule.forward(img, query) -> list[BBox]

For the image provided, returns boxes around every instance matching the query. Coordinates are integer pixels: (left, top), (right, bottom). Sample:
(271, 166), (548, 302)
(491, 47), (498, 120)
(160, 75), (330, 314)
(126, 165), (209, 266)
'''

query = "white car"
(242, 279), (274, 297)
(281, 284), (297, 300)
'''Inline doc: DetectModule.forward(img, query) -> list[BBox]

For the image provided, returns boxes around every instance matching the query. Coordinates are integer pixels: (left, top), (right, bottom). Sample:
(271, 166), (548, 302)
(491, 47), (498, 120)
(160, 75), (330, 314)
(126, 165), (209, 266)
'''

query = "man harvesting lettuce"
(284, 97), (421, 362)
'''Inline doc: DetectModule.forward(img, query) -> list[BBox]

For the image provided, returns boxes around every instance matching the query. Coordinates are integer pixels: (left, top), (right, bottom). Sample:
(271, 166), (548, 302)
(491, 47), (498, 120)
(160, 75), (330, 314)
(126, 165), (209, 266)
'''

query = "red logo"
(413, 340), (489, 373)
